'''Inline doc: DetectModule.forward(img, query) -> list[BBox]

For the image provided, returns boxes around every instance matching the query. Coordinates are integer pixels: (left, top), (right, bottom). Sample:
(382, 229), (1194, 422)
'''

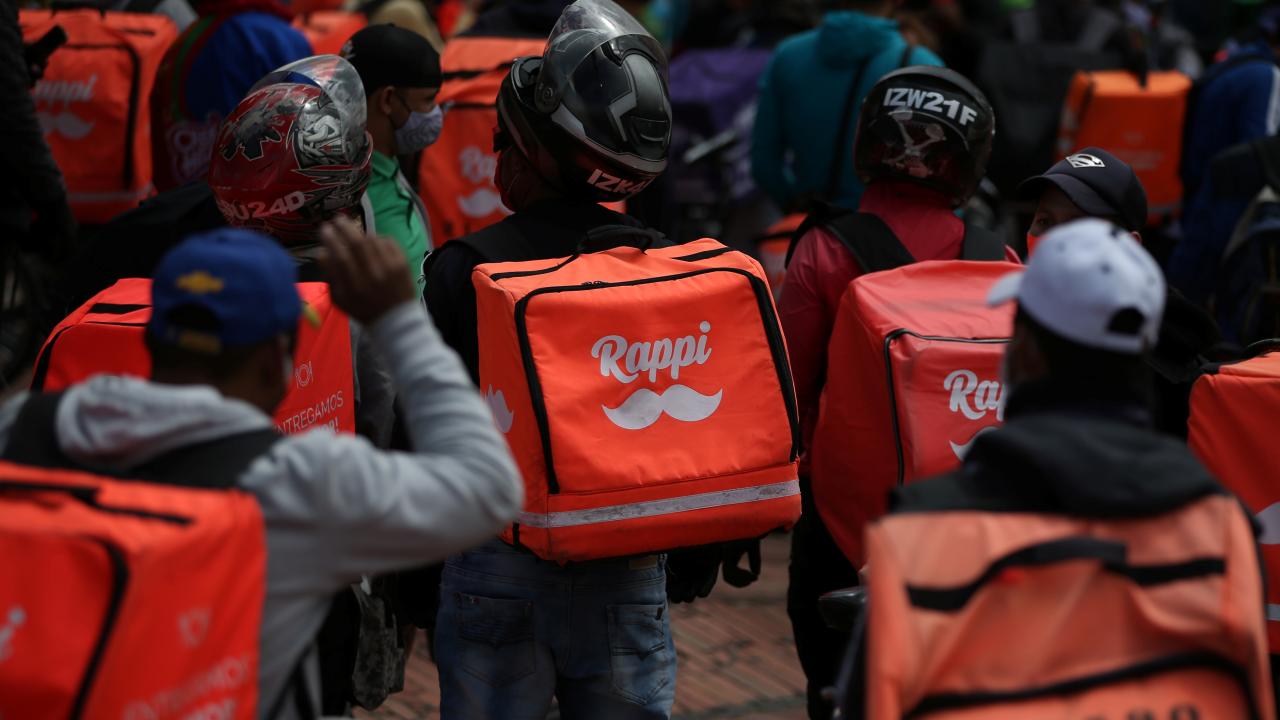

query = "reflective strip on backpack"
(517, 479), (800, 529)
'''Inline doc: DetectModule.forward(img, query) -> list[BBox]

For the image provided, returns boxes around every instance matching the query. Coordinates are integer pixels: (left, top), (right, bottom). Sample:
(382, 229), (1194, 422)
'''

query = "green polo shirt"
(367, 151), (431, 285)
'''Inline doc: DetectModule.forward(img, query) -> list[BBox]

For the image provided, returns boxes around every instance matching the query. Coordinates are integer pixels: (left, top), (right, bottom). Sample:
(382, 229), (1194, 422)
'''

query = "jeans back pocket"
(455, 592), (537, 687)
(607, 603), (674, 706)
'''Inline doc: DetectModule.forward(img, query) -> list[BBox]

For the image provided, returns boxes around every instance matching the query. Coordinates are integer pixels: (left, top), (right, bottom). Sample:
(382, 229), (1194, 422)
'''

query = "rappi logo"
(943, 369), (1005, 460)
(591, 321), (723, 431)
(33, 74), (97, 140)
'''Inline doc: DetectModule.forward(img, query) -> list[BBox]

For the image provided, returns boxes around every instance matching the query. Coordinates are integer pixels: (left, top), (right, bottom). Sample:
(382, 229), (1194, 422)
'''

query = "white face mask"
(393, 96), (444, 153)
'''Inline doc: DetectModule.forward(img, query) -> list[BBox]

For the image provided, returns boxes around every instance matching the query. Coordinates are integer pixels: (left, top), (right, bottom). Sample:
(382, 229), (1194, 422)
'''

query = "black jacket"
(0, 0), (74, 246)
(892, 379), (1231, 519)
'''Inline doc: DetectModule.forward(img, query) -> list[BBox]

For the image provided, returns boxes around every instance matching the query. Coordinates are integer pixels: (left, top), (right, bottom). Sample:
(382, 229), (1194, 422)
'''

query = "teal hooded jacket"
(750, 10), (943, 211)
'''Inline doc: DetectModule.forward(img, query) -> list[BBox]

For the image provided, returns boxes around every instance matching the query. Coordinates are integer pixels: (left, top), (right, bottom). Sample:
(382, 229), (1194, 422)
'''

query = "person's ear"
(377, 86), (397, 117)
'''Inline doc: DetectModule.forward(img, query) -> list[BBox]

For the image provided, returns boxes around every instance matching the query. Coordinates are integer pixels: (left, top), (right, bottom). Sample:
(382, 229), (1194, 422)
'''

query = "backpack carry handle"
(577, 225), (666, 255)
(1244, 339), (1280, 359)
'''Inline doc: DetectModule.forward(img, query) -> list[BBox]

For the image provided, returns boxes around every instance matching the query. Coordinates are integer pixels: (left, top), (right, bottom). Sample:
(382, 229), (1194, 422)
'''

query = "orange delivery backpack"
(861, 488), (1274, 719)
(0, 421), (277, 719)
(1057, 69), (1192, 223)
(801, 211), (1016, 567)
(292, 11), (367, 56)
(30, 278), (355, 435)
(417, 35), (546, 244)
(471, 232), (801, 562)
(1188, 347), (1280, 653)
(20, 9), (177, 224)
(754, 213), (804, 302)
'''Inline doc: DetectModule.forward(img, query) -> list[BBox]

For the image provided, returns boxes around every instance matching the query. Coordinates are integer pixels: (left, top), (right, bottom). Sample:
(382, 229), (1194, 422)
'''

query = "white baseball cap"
(987, 218), (1165, 355)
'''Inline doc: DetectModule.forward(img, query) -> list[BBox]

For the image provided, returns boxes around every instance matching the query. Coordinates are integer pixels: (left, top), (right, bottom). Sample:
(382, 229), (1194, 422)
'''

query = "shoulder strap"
(786, 201), (851, 267)
(959, 219), (1008, 261)
(825, 212), (916, 273)
(2, 392), (280, 489)
(785, 208), (915, 275)
(899, 42), (916, 68)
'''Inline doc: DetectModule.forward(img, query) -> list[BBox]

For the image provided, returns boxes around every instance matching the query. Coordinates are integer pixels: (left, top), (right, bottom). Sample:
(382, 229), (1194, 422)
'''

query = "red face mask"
(1025, 231), (1040, 259)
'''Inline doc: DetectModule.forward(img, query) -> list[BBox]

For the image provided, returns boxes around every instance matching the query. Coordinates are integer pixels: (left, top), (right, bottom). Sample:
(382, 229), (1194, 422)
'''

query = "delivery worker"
(0, 221), (522, 718)
(342, 23), (440, 286)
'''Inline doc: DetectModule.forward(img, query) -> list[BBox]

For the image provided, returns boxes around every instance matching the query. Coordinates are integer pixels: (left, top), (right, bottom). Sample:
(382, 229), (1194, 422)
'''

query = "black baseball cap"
(341, 24), (441, 93)
(1017, 147), (1148, 231)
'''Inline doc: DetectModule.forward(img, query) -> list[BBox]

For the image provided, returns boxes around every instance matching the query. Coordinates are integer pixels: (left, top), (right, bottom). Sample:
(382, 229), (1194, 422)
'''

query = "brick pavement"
(357, 534), (806, 719)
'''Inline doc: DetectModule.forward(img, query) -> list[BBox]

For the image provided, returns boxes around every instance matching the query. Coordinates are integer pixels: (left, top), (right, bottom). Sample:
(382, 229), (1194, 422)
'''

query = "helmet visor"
(539, 0), (665, 109)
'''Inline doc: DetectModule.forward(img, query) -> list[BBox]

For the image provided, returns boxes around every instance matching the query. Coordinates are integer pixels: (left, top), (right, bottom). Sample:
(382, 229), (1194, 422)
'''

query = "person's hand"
(317, 215), (416, 325)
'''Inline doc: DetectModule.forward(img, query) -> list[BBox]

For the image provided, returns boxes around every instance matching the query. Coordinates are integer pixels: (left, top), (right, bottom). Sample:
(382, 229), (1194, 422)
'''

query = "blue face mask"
(393, 97), (443, 153)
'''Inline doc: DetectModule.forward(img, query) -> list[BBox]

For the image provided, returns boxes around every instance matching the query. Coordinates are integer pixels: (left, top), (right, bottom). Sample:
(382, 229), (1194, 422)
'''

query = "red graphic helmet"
(209, 55), (373, 246)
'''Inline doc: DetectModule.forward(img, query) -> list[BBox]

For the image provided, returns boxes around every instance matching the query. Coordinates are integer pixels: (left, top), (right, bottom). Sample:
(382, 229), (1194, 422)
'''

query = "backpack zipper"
(68, 538), (129, 720)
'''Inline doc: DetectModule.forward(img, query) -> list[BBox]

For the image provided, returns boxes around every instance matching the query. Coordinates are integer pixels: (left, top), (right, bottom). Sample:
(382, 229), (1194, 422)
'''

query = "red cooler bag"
(32, 278), (354, 434)
(0, 460), (264, 720)
(811, 260), (1020, 566)
(1188, 349), (1280, 652)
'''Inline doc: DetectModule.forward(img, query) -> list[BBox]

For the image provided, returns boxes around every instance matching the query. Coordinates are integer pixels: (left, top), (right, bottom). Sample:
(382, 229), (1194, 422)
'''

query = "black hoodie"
(891, 379), (1233, 520)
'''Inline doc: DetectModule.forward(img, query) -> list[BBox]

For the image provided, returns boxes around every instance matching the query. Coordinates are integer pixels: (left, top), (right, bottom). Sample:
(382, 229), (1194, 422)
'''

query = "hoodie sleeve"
(240, 301), (522, 592)
(751, 53), (795, 210)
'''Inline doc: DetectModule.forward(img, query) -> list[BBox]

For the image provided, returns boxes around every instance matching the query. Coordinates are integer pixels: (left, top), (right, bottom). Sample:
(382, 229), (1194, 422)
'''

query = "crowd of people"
(4, 0), (1280, 719)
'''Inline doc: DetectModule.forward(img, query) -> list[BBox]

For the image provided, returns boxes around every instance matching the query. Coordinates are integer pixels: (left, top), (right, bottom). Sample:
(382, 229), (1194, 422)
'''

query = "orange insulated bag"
(864, 494), (1274, 719)
(418, 36), (546, 244)
(0, 460), (265, 720)
(473, 237), (801, 562)
(1057, 70), (1192, 222)
(20, 9), (177, 224)
(811, 260), (1019, 566)
(1188, 349), (1280, 652)
(31, 278), (355, 434)
(293, 11), (367, 56)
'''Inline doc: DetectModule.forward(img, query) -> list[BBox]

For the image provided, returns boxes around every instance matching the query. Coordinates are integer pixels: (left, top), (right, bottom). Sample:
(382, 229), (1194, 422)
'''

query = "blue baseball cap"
(148, 228), (308, 354)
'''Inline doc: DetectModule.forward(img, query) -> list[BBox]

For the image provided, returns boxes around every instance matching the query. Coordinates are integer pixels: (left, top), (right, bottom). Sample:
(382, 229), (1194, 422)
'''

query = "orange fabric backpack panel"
(1058, 70), (1192, 222)
(31, 278), (355, 434)
(292, 11), (367, 56)
(864, 495), (1274, 719)
(474, 238), (801, 561)
(20, 9), (177, 224)
(755, 213), (805, 302)
(1189, 351), (1280, 652)
(418, 36), (546, 244)
(811, 260), (1019, 567)
(0, 460), (264, 719)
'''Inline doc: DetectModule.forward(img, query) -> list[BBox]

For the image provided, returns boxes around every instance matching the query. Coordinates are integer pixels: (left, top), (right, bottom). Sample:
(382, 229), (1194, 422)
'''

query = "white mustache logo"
(1257, 503), (1280, 545)
(602, 385), (723, 430)
(949, 426), (997, 461)
(486, 385), (514, 434)
(457, 187), (509, 218)
(38, 110), (95, 140)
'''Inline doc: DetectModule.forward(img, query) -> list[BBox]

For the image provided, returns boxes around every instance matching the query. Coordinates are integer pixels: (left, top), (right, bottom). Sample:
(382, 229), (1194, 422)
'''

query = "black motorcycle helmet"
(853, 66), (995, 208)
(495, 0), (672, 203)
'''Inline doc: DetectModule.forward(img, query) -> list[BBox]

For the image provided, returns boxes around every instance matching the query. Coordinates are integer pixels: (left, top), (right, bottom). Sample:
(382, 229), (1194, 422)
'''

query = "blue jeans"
(435, 539), (676, 720)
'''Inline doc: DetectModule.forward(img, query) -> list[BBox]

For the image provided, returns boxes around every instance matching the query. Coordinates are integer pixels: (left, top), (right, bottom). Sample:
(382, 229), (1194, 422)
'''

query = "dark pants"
(787, 480), (860, 720)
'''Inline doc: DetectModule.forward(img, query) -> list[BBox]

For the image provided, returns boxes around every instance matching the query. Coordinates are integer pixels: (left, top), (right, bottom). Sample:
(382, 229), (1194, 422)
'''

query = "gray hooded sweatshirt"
(0, 301), (523, 718)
